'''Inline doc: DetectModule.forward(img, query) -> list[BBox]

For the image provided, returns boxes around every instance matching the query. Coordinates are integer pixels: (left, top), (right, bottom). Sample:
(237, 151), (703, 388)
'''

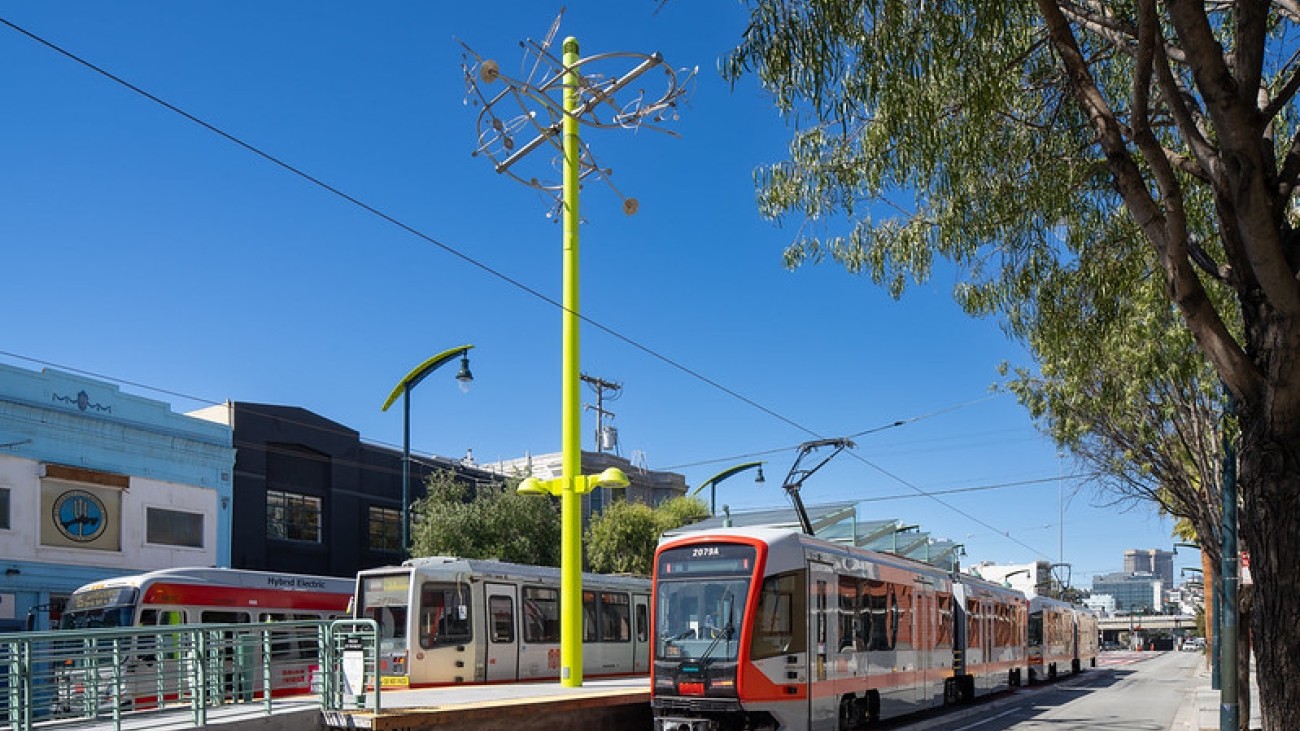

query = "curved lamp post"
(1002, 567), (1031, 589)
(690, 461), (764, 516)
(381, 344), (475, 556)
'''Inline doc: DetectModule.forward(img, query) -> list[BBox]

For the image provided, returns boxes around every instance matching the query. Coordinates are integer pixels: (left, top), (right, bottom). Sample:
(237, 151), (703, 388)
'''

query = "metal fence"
(1, 619), (378, 731)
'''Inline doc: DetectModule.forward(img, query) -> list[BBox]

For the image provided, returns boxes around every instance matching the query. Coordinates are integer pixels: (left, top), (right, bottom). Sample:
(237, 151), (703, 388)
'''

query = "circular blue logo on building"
(53, 490), (107, 542)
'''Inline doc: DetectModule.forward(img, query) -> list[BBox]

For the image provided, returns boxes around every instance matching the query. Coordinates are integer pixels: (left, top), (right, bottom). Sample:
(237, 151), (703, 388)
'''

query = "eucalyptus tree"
(725, 0), (1300, 725)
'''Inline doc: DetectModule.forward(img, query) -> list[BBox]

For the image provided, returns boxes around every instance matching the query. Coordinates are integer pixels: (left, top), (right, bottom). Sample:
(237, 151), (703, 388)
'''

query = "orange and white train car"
(651, 527), (1031, 731)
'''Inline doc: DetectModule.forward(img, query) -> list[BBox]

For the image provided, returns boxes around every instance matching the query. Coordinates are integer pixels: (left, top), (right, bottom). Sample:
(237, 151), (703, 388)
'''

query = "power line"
(0, 15), (821, 440)
(0, 18), (1052, 559)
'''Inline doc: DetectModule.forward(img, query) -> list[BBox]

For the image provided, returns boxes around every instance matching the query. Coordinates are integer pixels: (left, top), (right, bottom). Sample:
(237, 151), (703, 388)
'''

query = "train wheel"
(866, 691), (881, 723)
(838, 695), (860, 730)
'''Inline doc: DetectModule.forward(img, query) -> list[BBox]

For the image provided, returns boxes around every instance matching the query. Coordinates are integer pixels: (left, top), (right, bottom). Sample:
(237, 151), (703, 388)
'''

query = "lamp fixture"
(456, 352), (474, 392)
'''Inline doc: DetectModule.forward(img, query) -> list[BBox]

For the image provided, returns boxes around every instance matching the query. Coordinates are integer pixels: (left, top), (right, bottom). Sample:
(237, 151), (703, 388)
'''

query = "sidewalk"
(1181, 653), (1261, 731)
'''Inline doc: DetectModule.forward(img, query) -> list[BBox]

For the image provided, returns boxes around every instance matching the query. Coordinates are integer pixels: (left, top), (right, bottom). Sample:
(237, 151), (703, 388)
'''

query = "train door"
(913, 581), (933, 709)
(633, 594), (650, 674)
(484, 583), (519, 682)
(808, 561), (836, 731)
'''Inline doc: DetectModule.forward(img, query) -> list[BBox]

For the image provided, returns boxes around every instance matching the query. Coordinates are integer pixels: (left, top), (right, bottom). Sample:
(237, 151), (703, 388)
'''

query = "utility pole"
(1219, 388), (1238, 731)
(581, 373), (622, 453)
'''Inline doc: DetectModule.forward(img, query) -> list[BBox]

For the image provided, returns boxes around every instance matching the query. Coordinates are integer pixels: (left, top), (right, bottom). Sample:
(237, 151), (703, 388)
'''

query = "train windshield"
(357, 572), (413, 654)
(59, 587), (139, 629)
(655, 543), (756, 662)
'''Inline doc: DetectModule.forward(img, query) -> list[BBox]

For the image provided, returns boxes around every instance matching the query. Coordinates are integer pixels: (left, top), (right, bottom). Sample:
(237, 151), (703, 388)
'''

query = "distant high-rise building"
(1124, 548), (1174, 587)
(1093, 572), (1164, 613)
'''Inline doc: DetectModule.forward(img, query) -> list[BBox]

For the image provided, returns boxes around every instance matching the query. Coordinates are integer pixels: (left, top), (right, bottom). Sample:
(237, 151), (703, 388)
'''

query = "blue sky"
(0, 1), (1201, 585)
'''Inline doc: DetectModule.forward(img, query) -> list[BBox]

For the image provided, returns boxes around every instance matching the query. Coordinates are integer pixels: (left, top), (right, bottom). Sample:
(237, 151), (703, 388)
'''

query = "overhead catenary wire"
(0, 17), (1053, 560)
(0, 15), (820, 441)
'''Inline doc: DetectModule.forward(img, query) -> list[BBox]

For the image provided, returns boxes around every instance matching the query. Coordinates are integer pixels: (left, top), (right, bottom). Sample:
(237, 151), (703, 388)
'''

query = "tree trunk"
(1238, 409), (1300, 731)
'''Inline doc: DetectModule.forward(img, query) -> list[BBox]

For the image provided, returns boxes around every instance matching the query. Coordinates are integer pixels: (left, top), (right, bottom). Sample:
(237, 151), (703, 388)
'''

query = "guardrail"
(1, 619), (379, 731)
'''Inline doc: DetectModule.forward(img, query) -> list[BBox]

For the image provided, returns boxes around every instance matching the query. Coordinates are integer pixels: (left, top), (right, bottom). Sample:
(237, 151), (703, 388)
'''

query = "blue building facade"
(0, 364), (233, 629)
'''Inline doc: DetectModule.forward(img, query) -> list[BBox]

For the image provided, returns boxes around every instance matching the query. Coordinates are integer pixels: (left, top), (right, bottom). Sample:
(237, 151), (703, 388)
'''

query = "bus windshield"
(60, 586), (139, 629)
(60, 607), (135, 630)
(655, 543), (756, 663)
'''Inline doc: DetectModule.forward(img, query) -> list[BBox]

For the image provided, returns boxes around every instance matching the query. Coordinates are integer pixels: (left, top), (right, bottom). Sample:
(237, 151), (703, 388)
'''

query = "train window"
(838, 576), (861, 652)
(936, 593), (953, 649)
(523, 586), (560, 643)
(419, 582), (472, 649)
(600, 592), (630, 642)
(583, 591), (598, 642)
(862, 580), (898, 651)
(635, 602), (648, 643)
(489, 596), (514, 644)
(1028, 610), (1044, 646)
(968, 599), (983, 649)
(751, 570), (806, 660)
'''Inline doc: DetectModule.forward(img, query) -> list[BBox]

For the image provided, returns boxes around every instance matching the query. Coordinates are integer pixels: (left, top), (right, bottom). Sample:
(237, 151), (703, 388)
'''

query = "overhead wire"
(0, 15), (821, 440)
(0, 17), (1054, 558)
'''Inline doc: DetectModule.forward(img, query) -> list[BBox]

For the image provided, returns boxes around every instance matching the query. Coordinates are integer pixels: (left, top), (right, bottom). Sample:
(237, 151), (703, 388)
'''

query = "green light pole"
(690, 461), (765, 516)
(380, 345), (474, 556)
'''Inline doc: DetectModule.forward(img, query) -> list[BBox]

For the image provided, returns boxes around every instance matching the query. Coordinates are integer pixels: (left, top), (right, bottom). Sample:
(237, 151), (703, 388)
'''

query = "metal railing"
(1, 619), (378, 731)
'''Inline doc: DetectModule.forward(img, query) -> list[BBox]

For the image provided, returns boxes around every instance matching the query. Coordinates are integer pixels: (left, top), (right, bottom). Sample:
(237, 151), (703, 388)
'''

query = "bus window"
(418, 582), (472, 649)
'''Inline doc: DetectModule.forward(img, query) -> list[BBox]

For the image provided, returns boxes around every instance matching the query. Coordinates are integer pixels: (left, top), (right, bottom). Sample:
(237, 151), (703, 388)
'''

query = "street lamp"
(690, 461), (765, 516)
(381, 344), (475, 556)
(947, 544), (967, 573)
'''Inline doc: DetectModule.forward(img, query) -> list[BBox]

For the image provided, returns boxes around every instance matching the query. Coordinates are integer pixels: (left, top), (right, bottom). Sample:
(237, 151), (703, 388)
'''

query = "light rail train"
(354, 556), (651, 686)
(651, 527), (1097, 731)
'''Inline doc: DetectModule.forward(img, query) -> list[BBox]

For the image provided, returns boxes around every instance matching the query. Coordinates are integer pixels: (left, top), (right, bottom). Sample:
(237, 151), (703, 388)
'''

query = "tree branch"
(1039, 0), (1264, 402)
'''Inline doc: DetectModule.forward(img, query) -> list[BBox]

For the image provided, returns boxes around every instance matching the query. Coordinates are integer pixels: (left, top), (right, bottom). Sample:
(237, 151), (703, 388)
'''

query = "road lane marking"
(950, 708), (1020, 730)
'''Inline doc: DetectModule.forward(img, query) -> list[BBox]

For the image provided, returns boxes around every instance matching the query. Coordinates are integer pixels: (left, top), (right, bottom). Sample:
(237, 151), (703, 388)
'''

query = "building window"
(0, 487), (9, 530)
(146, 507), (204, 547)
(368, 506), (401, 552)
(267, 490), (321, 543)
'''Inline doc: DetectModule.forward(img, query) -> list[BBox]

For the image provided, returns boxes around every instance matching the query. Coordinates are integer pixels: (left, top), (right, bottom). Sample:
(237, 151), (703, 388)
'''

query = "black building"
(205, 402), (500, 579)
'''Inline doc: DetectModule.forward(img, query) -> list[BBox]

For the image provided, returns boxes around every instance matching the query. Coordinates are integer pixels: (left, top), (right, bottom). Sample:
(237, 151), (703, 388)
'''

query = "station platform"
(322, 676), (651, 731)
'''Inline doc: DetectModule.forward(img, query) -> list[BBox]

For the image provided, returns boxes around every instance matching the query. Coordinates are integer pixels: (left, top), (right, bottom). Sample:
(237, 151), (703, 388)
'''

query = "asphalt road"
(889, 651), (1202, 731)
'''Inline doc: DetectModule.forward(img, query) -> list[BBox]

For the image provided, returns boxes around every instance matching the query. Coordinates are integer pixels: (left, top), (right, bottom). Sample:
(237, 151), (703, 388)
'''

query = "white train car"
(354, 556), (650, 687)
